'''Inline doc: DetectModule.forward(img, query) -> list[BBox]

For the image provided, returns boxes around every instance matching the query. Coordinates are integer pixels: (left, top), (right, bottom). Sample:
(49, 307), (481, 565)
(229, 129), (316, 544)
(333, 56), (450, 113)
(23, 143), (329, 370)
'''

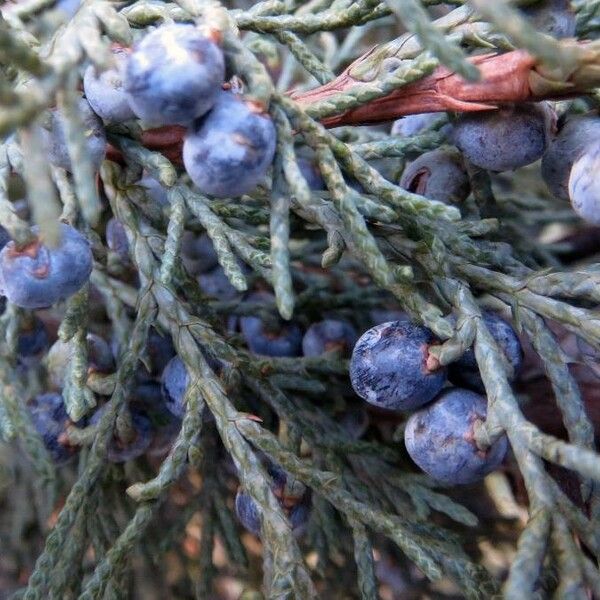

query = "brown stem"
(304, 50), (537, 127)
(106, 42), (596, 164)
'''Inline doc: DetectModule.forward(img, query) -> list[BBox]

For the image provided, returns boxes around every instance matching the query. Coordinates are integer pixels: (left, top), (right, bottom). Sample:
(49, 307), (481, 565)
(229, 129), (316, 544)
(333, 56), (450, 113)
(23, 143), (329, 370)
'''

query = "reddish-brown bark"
(293, 50), (538, 126)
(103, 44), (587, 164)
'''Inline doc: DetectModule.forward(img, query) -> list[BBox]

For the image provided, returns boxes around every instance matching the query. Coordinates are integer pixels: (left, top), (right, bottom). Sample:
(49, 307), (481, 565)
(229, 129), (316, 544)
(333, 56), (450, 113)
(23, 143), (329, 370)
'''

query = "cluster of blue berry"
(166, 253), (360, 535)
(395, 98), (600, 227)
(395, 103), (556, 207)
(83, 23), (276, 199)
(235, 462), (311, 537)
(28, 326), (185, 464)
(350, 314), (522, 485)
(4, 0), (590, 548)
(3, 20), (280, 496)
(231, 315), (358, 534)
(390, 0), (592, 224)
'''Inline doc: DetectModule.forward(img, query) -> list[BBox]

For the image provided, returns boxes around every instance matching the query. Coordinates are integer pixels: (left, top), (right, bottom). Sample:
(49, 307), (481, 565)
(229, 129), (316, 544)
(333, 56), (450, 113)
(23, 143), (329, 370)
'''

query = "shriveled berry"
(452, 103), (554, 172)
(84, 48), (136, 123)
(404, 388), (508, 484)
(239, 292), (303, 357)
(90, 404), (152, 463)
(302, 319), (357, 357)
(568, 141), (600, 225)
(521, 0), (576, 39)
(448, 313), (523, 392)
(541, 115), (600, 200)
(235, 463), (310, 536)
(41, 98), (106, 173)
(27, 393), (78, 464)
(0, 223), (93, 309)
(183, 91), (276, 198)
(399, 147), (470, 204)
(350, 320), (446, 411)
(125, 24), (224, 126)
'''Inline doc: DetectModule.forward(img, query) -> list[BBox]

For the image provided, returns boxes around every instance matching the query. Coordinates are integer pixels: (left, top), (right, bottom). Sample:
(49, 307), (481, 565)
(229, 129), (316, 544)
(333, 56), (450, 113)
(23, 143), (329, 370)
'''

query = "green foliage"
(1, 0), (600, 598)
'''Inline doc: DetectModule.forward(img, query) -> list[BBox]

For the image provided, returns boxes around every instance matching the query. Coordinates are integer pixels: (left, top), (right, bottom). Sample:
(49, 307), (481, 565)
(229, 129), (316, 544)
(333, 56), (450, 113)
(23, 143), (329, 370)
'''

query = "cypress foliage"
(1, 1), (600, 598)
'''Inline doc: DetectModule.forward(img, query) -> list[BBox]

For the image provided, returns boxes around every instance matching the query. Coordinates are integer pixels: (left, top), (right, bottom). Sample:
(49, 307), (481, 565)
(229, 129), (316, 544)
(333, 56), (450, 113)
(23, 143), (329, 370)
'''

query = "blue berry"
(448, 313), (523, 393)
(28, 393), (78, 464)
(133, 382), (177, 427)
(239, 292), (303, 357)
(160, 355), (189, 419)
(160, 354), (223, 419)
(87, 334), (116, 374)
(183, 91), (277, 198)
(521, 0), (576, 38)
(404, 388), (508, 484)
(541, 115), (600, 200)
(302, 319), (357, 357)
(124, 24), (225, 126)
(42, 98), (106, 173)
(400, 147), (470, 205)
(0, 223), (93, 309)
(131, 382), (181, 456)
(84, 48), (136, 123)
(144, 328), (176, 378)
(181, 232), (218, 275)
(198, 265), (239, 300)
(90, 404), (152, 463)
(349, 320), (447, 411)
(17, 317), (49, 367)
(452, 103), (554, 172)
(235, 464), (310, 536)
(568, 141), (600, 225)
(297, 157), (325, 191)
(106, 218), (130, 262)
